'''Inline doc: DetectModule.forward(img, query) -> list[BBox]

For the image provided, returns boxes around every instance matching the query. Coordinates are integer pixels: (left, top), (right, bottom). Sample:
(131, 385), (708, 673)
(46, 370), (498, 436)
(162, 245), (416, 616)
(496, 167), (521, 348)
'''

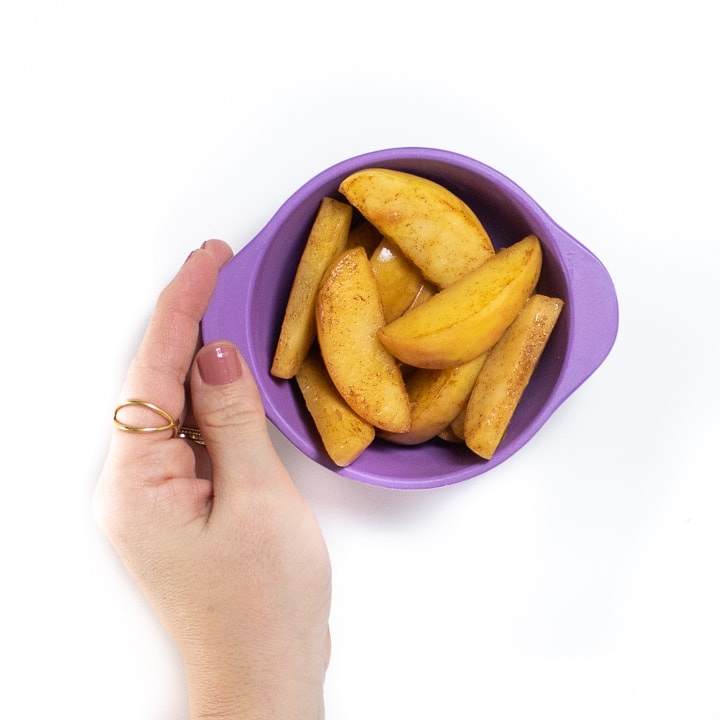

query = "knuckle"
(201, 385), (266, 436)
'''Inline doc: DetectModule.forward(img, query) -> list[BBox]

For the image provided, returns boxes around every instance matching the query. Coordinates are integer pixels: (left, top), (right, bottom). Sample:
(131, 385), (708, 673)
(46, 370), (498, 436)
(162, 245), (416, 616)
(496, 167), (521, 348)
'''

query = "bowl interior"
(205, 149), (575, 489)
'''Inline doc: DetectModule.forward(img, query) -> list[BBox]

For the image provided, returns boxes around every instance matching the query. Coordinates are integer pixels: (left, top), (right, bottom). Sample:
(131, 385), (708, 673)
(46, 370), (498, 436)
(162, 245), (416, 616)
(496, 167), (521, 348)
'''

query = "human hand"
(94, 240), (331, 720)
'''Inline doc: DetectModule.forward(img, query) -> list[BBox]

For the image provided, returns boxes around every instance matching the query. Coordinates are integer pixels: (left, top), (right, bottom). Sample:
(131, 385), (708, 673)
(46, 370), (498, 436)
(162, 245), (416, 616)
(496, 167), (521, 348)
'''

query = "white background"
(2, 1), (719, 718)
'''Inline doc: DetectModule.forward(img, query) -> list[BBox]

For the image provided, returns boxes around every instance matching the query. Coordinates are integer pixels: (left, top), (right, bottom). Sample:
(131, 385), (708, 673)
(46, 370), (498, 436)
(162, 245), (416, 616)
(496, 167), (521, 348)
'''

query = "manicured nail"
(198, 344), (243, 385)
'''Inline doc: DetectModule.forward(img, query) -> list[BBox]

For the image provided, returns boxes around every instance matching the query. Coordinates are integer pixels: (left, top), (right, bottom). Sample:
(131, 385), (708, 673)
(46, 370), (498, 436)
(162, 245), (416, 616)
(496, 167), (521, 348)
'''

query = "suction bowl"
(202, 147), (618, 489)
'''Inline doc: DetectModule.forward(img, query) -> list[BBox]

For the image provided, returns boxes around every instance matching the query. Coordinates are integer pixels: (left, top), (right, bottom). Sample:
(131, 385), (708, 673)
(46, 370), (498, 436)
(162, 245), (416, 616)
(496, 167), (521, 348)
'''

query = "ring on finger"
(178, 426), (205, 445)
(113, 399), (179, 437)
(113, 399), (205, 445)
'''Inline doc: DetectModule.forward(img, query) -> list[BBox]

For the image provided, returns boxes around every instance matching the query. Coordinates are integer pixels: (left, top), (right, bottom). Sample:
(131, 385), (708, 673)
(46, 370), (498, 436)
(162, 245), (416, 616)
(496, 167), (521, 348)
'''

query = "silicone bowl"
(202, 147), (618, 489)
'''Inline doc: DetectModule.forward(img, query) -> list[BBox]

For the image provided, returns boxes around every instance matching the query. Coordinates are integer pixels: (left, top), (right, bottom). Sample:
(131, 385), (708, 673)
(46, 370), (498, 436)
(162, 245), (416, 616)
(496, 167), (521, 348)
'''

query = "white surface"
(2, 1), (719, 718)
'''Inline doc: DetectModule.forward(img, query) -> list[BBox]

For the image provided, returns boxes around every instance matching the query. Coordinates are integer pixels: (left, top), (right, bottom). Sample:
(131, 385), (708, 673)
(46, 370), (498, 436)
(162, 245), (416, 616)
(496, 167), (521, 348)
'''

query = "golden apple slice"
(339, 168), (494, 288)
(406, 283), (435, 312)
(464, 294), (564, 459)
(369, 238), (430, 323)
(379, 352), (487, 445)
(271, 197), (353, 379)
(378, 235), (542, 369)
(437, 426), (464, 444)
(316, 246), (411, 433)
(449, 406), (466, 440)
(295, 349), (375, 466)
(346, 218), (382, 256)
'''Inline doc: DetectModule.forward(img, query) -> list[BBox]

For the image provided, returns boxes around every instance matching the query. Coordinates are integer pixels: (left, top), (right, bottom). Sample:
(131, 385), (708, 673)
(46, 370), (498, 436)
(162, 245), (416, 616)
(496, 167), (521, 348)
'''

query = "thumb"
(191, 342), (286, 499)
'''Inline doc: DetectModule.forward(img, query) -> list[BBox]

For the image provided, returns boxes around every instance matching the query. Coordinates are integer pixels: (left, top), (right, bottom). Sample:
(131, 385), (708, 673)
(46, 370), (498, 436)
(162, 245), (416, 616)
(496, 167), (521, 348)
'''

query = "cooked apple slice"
(378, 235), (542, 369)
(295, 349), (375, 466)
(379, 352), (487, 445)
(464, 294), (564, 459)
(449, 406), (466, 440)
(437, 426), (464, 444)
(271, 197), (353, 379)
(369, 238), (431, 323)
(339, 168), (494, 288)
(346, 218), (382, 256)
(316, 246), (411, 433)
(406, 283), (435, 312)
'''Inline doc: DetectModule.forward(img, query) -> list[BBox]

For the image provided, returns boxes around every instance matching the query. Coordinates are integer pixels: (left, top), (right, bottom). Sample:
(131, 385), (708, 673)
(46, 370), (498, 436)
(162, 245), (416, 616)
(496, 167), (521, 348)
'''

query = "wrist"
(185, 648), (326, 720)
(188, 679), (325, 720)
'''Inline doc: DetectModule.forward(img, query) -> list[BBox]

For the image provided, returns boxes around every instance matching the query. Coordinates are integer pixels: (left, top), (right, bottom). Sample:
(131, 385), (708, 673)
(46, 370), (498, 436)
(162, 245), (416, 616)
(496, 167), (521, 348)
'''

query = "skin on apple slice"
(295, 349), (375, 467)
(379, 352), (487, 446)
(316, 246), (411, 433)
(369, 238), (433, 323)
(377, 235), (543, 369)
(271, 197), (353, 379)
(464, 293), (564, 459)
(339, 168), (494, 288)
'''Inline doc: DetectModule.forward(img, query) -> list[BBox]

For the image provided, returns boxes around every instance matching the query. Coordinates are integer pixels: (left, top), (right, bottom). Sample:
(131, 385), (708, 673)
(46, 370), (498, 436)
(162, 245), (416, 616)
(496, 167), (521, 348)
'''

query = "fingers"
(190, 341), (291, 503)
(114, 240), (234, 443)
(96, 241), (234, 536)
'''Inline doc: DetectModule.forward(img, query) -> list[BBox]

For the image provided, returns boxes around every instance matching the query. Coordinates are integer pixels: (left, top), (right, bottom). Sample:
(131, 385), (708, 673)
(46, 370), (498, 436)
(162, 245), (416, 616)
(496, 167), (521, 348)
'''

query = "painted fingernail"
(198, 344), (243, 385)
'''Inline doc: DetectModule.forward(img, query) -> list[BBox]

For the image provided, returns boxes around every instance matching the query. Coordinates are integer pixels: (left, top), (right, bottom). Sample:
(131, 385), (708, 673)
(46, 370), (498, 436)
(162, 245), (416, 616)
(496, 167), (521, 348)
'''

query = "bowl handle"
(552, 226), (619, 404)
(201, 234), (266, 365)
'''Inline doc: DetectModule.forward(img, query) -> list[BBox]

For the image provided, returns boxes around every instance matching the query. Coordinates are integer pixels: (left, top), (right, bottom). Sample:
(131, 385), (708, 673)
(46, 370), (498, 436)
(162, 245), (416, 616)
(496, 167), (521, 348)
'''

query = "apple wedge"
(295, 349), (375, 466)
(271, 197), (353, 379)
(346, 218), (382, 256)
(369, 238), (432, 323)
(379, 352), (487, 446)
(316, 246), (411, 433)
(378, 235), (543, 369)
(339, 168), (494, 288)
(437, 426), (464, 444)
(406, 283), (435, 313)
(464, 293), (564, 459)
(449, 406), (466, 440)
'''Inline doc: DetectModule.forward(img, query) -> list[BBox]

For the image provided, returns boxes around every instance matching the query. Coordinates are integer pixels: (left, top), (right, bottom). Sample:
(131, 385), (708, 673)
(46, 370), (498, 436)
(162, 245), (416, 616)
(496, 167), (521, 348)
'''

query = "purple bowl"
(202, 147), (618, 489)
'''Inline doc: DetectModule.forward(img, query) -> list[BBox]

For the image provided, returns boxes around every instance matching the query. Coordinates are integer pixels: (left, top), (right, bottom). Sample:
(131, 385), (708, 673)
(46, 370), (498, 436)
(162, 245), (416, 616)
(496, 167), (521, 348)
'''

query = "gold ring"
(113, 400), (179, 437)
(178, 426), (205, 446)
